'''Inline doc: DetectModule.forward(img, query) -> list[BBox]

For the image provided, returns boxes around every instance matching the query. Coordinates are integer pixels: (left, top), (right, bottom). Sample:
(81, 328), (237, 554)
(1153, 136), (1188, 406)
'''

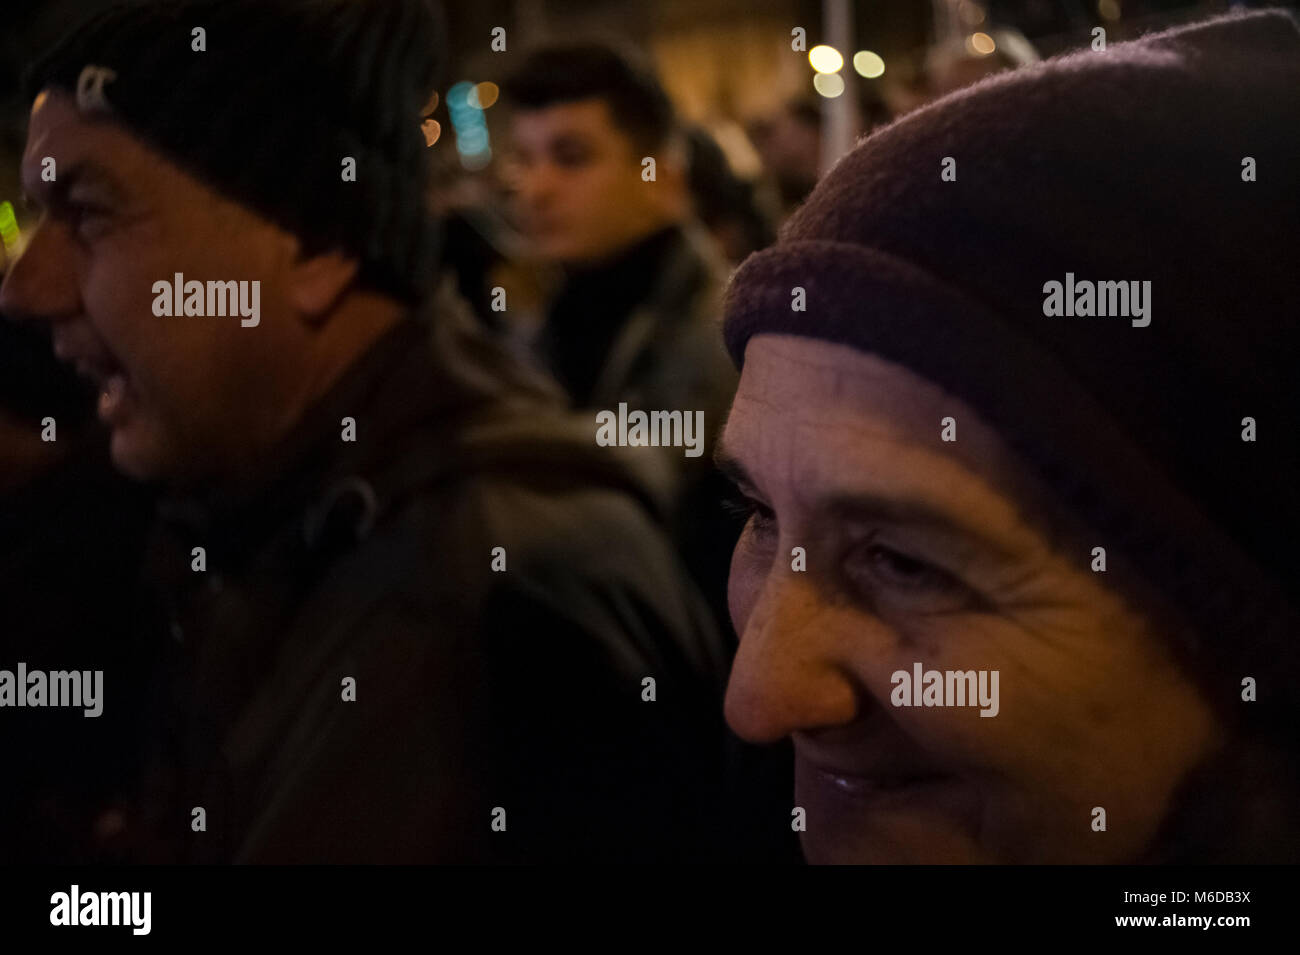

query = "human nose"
(516, 161), (559, 211)
(0, 217), (82, 326)
(724, 566), (865, 744)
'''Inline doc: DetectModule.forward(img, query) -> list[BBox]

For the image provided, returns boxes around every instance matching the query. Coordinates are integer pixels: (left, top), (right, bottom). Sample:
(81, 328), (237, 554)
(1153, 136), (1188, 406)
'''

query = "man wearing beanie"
(718, 10), (1300, 863)
(1, 0), (734, 862)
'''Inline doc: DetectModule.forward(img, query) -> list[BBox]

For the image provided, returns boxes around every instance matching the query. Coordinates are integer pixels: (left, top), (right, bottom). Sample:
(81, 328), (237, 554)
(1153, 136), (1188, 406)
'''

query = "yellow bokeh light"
(968, 32), (996, 56)
(853, 50), (885, 79)
(471, 81), (500, 110)
(809, 45), (844, 74)
(813, 72), (845, 98)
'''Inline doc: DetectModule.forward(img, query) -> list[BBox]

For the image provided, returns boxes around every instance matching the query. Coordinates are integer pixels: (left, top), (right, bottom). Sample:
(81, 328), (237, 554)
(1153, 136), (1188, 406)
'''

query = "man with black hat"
(1, 0), (732, 863)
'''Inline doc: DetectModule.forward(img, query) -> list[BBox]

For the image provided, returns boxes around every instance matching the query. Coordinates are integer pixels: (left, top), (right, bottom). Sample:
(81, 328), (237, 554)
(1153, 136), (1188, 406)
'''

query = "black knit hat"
(723, 12), (1300, 737)
(23, 0), (445, 303)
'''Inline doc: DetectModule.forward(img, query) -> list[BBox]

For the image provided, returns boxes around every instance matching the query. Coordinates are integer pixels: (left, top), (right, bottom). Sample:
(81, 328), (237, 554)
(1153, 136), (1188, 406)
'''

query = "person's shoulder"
(660, 224), (729, 308)
(322, 438), (720, 687)
(435, 453), (684, 597)
(361, 410), (678, 592)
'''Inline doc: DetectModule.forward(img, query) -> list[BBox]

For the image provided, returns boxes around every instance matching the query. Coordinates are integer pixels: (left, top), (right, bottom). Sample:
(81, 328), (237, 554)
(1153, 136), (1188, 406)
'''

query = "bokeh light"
(809, 45), (844, 74)
(447, 81), (491, 169)
(853, 50), (885, 78)
(813, 72), (845, 98)
(469, 81), (499, 110)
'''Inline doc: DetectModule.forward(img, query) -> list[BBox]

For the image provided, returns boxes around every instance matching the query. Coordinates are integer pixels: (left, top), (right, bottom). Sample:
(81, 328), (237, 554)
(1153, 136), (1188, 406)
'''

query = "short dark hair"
(501, 42), (676, 155)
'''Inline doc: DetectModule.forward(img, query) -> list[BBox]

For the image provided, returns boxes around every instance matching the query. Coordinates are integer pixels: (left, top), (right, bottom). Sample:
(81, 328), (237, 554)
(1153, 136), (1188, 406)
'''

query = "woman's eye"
(867, 545), (944, 588)
(749, 502), (776, 536)
(723, 491), (777, 540)
(846, 539), (978, 614)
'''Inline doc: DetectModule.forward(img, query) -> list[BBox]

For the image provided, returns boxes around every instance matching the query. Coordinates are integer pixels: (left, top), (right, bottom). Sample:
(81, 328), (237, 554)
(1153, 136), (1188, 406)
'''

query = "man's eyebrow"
(550, 131), (592, 150)
(26, 159), (124, 205)
(61, 161), (126, 199)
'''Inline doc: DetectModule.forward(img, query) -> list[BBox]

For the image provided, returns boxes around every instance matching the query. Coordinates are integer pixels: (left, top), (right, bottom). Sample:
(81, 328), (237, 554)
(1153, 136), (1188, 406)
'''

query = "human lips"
(811, 763), (954, 801)
(794, 749), (986, 863)
(51, 327), (134, 424)
(805, 758), (952, 798)
(795, 743), (961, 807)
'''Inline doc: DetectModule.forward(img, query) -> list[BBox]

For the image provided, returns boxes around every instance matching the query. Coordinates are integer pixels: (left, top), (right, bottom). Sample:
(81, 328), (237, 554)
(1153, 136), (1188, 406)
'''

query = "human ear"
(288, 248), (359, 325)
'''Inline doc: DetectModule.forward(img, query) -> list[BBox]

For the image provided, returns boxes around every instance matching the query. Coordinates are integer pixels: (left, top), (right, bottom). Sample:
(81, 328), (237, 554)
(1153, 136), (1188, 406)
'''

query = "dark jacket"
(123, 309), (733, 863)
(540, 224), (741, 636)
(540, 224), (738, 505)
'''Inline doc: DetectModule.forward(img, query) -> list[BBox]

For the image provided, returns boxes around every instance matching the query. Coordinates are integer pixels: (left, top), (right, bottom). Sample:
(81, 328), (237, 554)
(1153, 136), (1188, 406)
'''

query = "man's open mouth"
(56, 334), (133, 423)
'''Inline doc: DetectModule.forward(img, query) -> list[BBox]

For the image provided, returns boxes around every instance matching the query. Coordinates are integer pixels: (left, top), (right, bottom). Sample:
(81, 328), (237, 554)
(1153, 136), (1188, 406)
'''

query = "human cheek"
(872, 616), (1033, 777)
(551, 164), (598, 210)
(590, 164), (638, 217)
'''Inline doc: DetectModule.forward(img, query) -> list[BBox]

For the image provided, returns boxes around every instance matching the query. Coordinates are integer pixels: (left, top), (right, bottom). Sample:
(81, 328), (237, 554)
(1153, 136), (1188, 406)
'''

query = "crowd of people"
(1, 0), (1297, 864)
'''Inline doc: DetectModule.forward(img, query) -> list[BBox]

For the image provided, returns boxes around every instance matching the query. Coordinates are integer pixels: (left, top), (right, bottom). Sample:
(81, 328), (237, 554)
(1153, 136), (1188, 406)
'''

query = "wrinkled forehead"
(727, 333), (1047, 511)
(738, 334), (952, 432)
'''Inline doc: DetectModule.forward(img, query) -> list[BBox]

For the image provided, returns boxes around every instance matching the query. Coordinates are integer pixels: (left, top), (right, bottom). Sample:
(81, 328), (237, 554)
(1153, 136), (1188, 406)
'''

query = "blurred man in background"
(682, 124), (775, 265)
(501, 42), (736, 435)
(502, 40), (739, 628)
(747, 92), (892, 219)
(501, 43), (799, 860)
(746, 99), (823, 217)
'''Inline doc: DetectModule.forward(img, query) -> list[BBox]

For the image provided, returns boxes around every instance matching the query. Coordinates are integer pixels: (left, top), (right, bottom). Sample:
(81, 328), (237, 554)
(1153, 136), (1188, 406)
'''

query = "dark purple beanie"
(723, 12), (1300, 736)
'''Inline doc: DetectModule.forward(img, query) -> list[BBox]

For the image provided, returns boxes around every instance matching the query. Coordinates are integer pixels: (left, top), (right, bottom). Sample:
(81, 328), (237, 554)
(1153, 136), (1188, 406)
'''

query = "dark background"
(2, 0), (1284, 218)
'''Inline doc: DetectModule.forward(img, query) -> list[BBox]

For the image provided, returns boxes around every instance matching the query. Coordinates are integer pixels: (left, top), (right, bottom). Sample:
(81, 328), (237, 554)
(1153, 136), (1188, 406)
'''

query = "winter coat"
(124, 311), (733, 863)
